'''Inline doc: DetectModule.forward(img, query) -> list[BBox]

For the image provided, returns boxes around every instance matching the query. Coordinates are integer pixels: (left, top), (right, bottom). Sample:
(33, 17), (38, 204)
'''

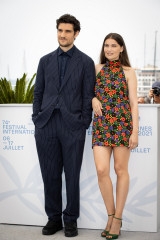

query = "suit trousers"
(35, 110), (86, 222)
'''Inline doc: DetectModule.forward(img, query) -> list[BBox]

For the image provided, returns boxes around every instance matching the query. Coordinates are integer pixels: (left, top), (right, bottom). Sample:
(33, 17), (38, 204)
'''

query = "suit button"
(52, 104), (55, 107)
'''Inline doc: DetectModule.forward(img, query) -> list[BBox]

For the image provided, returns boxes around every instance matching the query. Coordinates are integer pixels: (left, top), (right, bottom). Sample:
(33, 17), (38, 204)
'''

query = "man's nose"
(61, 31), (66, 37)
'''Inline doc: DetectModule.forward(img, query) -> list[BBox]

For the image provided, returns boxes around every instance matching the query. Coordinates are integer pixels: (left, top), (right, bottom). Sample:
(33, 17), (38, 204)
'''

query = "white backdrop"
(0, 0), (160, 82)
(0, 0), (160, 233)
(0, 104), (160, 232)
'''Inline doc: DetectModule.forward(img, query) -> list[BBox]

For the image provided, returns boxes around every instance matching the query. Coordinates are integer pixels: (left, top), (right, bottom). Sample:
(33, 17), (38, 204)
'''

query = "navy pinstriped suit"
(32, 46), (95, 223)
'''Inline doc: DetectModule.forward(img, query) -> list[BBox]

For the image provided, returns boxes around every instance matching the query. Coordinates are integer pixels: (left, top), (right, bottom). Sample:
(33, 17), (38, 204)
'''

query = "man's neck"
(59, 44), (74, 52)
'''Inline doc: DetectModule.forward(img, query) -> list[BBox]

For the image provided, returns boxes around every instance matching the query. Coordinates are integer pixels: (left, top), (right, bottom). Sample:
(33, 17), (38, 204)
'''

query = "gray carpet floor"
(0, 224), (160, 240)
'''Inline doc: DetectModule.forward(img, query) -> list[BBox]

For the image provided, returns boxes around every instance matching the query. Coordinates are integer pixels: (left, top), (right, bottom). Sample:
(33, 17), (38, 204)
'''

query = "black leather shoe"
(64, 221), (78, 237)
(42, 220), (63, 235)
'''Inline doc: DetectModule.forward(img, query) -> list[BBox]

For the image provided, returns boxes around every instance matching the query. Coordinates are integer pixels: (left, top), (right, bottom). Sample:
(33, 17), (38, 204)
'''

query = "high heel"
(106, 216), (122, 239)
(101, 214), (115, 238)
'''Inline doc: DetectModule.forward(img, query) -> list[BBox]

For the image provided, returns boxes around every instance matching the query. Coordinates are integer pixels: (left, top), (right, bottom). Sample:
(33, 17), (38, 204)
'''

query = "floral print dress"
(92, 60), (133, 147)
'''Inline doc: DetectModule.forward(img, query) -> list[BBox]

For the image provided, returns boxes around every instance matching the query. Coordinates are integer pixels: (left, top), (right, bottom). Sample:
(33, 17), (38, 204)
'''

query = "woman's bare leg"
(93, 146), (115, 233)
(107, 146), (130, 238)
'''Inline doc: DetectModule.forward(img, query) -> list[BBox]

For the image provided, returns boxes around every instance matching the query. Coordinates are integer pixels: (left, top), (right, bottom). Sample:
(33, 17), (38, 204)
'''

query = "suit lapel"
(47, 48), (59, 89)
(60, 47), (81, 91)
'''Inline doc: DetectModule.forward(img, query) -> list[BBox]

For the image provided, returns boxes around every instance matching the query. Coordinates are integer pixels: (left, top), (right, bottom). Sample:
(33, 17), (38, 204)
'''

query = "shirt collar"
(58, 45), (75, 57)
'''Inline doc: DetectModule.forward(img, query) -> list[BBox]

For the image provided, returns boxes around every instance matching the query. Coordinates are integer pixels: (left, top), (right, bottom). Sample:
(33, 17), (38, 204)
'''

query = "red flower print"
(110, 119), (114, 123)
(106, 133), (110, 137)
(109, 91), (113, 96)
(105, 87), (109, 92)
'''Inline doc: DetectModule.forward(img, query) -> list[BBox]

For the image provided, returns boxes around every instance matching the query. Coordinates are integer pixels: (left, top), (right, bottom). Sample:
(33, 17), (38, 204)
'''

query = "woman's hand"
(92, 97), (103, 116)
(128, 132), (138, 150)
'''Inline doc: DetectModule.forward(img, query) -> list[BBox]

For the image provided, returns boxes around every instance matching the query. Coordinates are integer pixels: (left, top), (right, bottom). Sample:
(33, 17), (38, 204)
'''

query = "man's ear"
(74, 31), (79, 40)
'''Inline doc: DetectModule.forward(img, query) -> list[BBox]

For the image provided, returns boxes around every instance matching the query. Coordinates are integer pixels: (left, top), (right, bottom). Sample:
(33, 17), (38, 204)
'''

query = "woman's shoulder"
(122, 66), (137, 83)
(122, 66), (135, 73)
(122, 65), (132, 70)
(122, 66), (136, 77)
(95, 64), (105, 75)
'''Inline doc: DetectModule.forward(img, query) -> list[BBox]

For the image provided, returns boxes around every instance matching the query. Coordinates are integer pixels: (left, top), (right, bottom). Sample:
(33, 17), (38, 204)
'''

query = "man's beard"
(59, 43), (72, 48)
(58, 40), (72, 48)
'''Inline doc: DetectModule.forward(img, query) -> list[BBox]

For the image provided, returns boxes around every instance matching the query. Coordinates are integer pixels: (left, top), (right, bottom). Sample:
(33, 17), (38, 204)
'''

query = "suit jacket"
(32, 46), (96, 130)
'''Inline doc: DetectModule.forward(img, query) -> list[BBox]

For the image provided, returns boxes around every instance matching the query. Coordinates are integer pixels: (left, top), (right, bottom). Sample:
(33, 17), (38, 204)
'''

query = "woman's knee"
(97, 167), (109, 179)
(114, 164), (128, 177)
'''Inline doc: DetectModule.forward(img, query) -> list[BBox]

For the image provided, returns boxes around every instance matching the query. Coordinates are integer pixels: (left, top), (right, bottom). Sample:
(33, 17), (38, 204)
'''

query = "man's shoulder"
(40, 49), (58, 62)
(75, 47), (94, 63)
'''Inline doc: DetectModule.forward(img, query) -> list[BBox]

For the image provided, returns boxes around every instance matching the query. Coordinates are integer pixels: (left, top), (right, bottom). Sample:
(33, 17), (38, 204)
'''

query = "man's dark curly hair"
(56, 14), (81, 32)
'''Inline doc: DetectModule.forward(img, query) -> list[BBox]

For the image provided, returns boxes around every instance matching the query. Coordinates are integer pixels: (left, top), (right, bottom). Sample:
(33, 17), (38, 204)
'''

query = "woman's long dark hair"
(100, 33), (131, 67)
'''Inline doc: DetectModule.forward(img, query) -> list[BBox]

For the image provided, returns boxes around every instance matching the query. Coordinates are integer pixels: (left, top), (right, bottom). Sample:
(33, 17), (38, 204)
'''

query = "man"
(32, 14), (95, 237)
(137, 96), (145, 104)
(148, 81), (160, 104)
(137, 96), (150, 104)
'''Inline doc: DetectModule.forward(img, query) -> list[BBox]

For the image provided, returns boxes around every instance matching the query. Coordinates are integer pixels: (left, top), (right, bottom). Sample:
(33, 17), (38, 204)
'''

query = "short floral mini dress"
(92, 60), (133, 147)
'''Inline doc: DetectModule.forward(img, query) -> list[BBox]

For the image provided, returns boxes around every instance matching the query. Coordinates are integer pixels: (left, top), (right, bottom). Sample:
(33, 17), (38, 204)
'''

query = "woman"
(92, 33), (138, 239)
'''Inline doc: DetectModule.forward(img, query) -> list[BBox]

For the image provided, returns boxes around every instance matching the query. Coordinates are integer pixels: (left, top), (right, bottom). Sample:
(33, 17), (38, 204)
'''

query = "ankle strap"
(108, 213), (115, 217)
(114, 216), (122, 220)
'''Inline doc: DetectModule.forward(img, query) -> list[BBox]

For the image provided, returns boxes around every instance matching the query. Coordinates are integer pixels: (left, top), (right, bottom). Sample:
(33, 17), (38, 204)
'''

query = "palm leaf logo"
(0, 155), (44, 215)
